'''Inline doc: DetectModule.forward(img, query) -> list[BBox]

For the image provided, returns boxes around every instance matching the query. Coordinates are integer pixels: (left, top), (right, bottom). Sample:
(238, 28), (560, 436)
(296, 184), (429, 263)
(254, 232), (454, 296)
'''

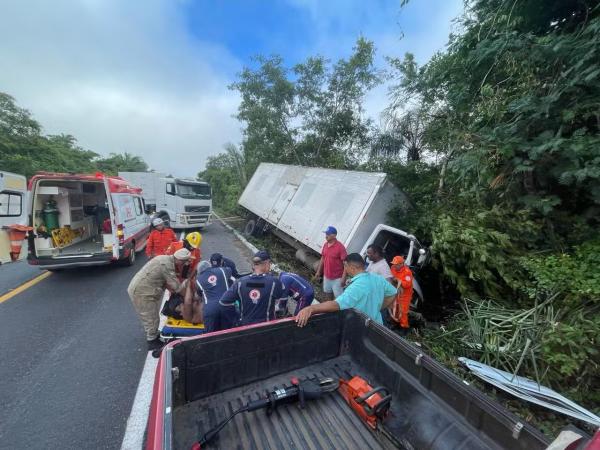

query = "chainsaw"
(191, 376), (339, 449)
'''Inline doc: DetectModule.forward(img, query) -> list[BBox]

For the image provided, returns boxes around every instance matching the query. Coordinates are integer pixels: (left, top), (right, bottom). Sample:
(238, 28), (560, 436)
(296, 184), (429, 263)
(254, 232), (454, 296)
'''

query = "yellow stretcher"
(160, 316), (205, 337)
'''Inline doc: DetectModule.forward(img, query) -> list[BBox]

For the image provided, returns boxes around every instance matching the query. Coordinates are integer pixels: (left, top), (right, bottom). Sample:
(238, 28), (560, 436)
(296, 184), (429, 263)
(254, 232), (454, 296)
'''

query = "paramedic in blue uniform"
(210, 252), (241, 278)
(219, 250), (286, 326)
(195, 260), (237, 332)
(280, 271), (314, 315)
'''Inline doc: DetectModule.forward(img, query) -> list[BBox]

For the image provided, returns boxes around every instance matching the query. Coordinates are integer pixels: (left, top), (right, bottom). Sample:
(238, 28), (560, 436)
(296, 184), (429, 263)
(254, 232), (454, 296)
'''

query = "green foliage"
(432, 207), (541, 299)
(198, 144), (247, 214)
(230, 37), (380, 174)
(0, 92), (147, 178)
(521, 237), (600, 306)
(96, 152), (148, 175)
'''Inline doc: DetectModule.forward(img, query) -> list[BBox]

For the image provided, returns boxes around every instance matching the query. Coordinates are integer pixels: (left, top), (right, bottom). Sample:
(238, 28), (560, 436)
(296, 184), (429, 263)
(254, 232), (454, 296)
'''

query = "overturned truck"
(238, 163), (429, 303)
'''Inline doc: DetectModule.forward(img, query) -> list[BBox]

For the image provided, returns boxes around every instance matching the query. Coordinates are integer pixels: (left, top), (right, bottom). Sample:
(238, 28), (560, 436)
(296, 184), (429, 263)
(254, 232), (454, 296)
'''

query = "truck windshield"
(176, 183), (211, 199)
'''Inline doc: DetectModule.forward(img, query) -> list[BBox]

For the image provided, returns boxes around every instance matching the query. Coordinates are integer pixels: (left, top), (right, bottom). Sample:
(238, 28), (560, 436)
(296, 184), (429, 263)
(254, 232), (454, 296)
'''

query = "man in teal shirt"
(296, 253), (397, 326)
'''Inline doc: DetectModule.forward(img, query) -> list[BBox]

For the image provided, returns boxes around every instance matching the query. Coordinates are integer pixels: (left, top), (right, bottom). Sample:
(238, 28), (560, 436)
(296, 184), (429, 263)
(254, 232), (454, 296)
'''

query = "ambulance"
(27, 172), (150, 270)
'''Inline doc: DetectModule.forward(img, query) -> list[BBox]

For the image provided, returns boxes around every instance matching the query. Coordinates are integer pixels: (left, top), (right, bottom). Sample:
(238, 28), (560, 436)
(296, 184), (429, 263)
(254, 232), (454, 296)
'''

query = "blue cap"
(253, 250), (271, 262)
(323, 226), (337, 235)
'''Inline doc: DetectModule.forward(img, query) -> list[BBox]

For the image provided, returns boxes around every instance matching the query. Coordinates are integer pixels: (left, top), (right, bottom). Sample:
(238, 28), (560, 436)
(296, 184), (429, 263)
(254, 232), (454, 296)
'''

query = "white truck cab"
(119, 172), (212, 229)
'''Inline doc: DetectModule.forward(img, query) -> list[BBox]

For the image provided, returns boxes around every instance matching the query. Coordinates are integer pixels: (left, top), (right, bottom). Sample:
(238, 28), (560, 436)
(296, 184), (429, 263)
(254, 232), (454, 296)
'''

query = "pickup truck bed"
(148, 311), (550, 450)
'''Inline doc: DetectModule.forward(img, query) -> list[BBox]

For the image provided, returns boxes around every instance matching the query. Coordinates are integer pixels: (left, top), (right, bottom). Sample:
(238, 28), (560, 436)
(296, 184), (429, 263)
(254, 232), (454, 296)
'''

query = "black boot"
(147, 337), (164, 351)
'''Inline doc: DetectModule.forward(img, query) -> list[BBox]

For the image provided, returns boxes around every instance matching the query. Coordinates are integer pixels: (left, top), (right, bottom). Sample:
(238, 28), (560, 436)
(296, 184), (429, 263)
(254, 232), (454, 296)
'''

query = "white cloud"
(0, 0), (242, 177)
(0, 0), (463, 178)
(287, 0), (464, 126)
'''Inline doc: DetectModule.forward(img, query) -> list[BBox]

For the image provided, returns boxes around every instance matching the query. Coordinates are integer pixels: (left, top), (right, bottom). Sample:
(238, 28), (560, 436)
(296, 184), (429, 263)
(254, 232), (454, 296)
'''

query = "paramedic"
(219, 250), (285, 326)
(210, 252), (241, 278)
(297, 253), (396, 327)
(127, 248), (192, 350)
(146, 218), (177, 258)
(280, 271), (314, 315)
(366, 244), (393, 282)
(165, 231), (202, 273)
(196, 260), (237, 332)
(312, 226), (347, 300)
(390, 255), (414, 329)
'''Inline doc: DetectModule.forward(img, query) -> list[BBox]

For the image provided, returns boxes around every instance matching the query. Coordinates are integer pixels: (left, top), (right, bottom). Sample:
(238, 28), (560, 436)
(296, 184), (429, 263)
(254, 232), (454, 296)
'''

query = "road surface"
(0, 221), (252, 450)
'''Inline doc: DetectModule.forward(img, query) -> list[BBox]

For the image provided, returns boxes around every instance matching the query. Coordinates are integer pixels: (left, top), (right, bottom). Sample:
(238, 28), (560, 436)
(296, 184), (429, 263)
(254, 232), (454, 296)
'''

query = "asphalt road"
(0, 221), (252, 450)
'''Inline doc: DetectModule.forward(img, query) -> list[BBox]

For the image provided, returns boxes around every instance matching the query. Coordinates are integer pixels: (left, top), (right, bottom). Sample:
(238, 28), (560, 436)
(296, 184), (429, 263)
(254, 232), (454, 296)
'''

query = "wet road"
(0, 221), (252, 450)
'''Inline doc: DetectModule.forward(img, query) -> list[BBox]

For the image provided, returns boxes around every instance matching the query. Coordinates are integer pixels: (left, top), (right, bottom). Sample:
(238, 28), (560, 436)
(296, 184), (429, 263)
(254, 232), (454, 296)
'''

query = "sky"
(0, 0), (463, 177)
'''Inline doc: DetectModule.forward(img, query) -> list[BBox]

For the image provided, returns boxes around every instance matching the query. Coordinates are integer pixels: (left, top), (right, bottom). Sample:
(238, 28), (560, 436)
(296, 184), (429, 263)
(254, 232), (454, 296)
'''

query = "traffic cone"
(3, 224), (33, 262)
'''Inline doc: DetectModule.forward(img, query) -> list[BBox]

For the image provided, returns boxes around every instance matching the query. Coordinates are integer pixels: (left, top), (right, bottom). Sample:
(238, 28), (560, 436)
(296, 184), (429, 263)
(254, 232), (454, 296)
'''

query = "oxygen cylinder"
(42, 198), (60, 231)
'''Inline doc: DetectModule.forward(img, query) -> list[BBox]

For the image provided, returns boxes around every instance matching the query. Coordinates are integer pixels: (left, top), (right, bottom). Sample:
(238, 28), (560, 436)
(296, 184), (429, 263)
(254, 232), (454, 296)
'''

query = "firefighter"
(219, 250), (285, 326)
(146, 218), (177, 258)
(127, 248), (192, 350)
(165, 231), (202, 273)
(390, 255), (413, 330)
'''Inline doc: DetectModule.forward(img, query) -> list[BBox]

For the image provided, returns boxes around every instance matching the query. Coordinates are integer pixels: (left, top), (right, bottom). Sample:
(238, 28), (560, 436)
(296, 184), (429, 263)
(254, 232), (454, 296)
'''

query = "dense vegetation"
(201, 0), (599, 417)
(0, 92), (148, 177)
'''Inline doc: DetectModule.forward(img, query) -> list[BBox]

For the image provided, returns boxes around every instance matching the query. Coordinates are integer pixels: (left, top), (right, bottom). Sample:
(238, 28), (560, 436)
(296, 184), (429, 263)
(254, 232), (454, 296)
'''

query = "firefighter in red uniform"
(165, 231), (202, 274)
(146, 218), (177, 258)
(390, 255), (413, 329)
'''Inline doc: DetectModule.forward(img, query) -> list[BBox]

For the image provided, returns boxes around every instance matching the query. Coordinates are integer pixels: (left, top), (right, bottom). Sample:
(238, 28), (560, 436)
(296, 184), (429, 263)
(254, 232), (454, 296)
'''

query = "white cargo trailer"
(118, 172), (212, 229)
(238, 163), (428, 302)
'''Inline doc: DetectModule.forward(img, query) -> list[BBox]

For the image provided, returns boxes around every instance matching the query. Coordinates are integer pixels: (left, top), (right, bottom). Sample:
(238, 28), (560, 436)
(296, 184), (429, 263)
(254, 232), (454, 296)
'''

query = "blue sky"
(0, 0), (463, 177)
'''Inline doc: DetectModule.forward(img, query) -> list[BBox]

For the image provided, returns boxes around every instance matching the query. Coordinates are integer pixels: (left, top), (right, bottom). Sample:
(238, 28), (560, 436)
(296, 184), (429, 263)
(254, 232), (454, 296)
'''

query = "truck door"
(267, 183), (298, 224)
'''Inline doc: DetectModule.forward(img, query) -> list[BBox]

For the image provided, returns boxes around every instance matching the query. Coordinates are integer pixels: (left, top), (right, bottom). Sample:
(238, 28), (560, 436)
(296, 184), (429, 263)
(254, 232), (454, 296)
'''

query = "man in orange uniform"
(165, 231), (202, 273)
(146, 218), (177, 258)
(390, 255), (413, 329)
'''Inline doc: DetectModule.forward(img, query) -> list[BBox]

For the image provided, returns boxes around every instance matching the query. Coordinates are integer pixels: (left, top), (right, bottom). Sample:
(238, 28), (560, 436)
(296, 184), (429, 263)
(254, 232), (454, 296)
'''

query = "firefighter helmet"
(185, 231), (202, 249)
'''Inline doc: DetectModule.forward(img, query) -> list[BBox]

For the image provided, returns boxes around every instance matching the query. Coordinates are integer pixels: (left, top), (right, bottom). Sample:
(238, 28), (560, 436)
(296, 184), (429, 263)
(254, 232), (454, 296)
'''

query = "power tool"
(191, 376), (339, 449)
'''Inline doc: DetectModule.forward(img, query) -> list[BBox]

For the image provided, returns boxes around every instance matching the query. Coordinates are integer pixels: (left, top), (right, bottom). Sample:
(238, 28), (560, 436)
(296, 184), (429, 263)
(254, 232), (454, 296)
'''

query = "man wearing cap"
(195, 260), (237, 332)
(390, 256), (413, 329)
(297, 253), (397, 327)
(210, 252), (241, 278)
(219, 250), (286, 326)
(146, 217), (177, 258)
(127, 248), (192, 350)
(313, 226), (347, 300)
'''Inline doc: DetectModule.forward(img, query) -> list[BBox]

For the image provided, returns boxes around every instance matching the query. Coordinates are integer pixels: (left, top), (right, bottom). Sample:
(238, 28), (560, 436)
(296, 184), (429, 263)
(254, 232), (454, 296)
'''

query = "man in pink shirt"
(312, 226), (347, 300)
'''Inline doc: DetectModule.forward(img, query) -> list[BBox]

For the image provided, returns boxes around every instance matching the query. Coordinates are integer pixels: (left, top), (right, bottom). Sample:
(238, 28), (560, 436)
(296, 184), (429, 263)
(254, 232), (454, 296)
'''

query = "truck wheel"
(243, 219), (257, 237)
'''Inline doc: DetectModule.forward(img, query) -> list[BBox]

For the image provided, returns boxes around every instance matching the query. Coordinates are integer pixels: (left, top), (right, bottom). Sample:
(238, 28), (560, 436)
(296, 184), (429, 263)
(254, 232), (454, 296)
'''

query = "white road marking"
(120, 352), (159, 450)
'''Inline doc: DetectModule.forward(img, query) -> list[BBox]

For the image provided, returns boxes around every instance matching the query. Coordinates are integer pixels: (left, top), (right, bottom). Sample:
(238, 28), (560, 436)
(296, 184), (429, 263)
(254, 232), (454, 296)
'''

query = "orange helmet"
(391, 255), (405, 265)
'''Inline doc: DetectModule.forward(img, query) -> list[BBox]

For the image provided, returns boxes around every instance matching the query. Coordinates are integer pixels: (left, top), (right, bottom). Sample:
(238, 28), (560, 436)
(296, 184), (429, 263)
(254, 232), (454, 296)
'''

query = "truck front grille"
(185, 205), (210, 213)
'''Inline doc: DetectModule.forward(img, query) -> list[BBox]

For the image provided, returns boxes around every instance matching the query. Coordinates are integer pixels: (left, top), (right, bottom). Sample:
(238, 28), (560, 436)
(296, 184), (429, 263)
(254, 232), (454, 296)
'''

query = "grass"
(214, 209), (590, 440)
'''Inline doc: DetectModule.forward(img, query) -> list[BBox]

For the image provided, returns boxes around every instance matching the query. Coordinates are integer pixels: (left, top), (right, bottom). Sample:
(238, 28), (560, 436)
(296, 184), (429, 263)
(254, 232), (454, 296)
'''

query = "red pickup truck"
(147, 310), (551, 450)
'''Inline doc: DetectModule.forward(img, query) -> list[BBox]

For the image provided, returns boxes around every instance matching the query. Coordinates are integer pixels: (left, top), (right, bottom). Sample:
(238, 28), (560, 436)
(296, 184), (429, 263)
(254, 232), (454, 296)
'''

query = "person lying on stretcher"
(162, 280), (203, 324)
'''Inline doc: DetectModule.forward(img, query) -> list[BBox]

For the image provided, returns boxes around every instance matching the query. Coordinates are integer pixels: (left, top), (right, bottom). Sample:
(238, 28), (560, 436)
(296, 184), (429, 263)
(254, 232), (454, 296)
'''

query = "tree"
(230, 37), (381, 173)
(0, 91), (148, 178)
(372, 107), (429, 162)
(96, 152), (148, 175)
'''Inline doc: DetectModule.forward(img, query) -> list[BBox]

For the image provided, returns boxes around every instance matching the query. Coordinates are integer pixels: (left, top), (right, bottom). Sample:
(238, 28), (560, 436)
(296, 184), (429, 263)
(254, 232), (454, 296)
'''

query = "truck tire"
(243, 218), (258, 237)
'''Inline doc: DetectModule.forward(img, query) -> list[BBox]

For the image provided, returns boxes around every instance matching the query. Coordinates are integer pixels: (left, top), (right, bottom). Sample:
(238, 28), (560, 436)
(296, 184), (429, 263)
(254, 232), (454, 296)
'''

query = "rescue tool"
(190, 376), (339, 449)
(338, 376), (392, 429)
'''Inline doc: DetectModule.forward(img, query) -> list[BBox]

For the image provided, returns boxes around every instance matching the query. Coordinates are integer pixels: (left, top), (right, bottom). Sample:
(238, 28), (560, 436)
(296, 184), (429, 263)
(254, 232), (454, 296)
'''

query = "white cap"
(173, 248), (191, 261)
(152, 217), (164, 227)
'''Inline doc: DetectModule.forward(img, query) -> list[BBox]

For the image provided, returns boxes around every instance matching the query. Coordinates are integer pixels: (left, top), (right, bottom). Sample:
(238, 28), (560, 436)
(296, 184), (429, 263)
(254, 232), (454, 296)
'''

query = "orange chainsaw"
(338, 376), (392, 429)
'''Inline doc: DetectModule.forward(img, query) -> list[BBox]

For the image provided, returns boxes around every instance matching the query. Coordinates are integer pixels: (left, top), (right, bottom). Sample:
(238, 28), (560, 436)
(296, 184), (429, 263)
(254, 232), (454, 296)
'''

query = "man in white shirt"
(365, 244), (393, 282)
